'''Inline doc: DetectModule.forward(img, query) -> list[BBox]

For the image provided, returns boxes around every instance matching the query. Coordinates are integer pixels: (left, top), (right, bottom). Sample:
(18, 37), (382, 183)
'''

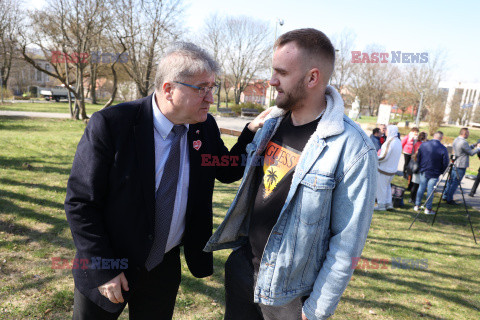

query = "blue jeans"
(415, 173), (439, 210)
(444, 167), (466, 202)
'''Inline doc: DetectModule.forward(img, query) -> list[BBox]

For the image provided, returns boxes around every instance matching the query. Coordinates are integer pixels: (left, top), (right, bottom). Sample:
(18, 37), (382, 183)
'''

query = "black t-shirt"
(248, 112), (321, 270)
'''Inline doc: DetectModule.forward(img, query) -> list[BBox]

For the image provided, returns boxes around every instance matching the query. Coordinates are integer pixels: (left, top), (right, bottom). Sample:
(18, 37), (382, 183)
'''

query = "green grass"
(0, 101), (110, 114)
(0, 101), (224, 117)
(1, 117), (480, 319)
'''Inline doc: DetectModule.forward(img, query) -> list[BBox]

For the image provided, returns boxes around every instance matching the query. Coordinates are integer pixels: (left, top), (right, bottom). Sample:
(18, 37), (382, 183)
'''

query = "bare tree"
(21, 0), (110, 119)
(0, 0), (22, 91)
(217, 16), (272, 105)
(113, 0), (184, 98)
(350, 45), (399, 116)
(389, 81), (417, 121)
(198, 14), (226, 108)
(400, 51), (447, 128)
(330, 29), (356, 92)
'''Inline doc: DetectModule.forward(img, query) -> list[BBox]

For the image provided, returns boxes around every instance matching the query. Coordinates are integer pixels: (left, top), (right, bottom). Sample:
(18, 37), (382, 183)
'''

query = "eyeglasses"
(174, 81), (219, 97)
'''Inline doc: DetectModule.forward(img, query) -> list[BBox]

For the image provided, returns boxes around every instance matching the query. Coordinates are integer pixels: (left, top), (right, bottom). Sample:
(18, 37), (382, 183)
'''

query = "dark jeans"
(444, 167), (466, 202)
(410, 183), (419, 202)
(403, 154), (412, 177)
(224, 246), (306, 320)
(73, 247), (181, 320)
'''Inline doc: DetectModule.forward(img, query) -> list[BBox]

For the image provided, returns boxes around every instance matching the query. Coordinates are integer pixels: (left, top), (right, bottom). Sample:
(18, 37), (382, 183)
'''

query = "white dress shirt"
(152, 93), (190, 253)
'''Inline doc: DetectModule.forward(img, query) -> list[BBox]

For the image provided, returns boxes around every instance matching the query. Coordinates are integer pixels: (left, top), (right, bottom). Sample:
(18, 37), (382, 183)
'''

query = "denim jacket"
(204, 86), (377, 320)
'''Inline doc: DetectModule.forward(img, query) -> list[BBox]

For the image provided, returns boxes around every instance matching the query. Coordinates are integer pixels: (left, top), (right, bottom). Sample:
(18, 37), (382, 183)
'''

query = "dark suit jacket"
(65, 95), (254, 312)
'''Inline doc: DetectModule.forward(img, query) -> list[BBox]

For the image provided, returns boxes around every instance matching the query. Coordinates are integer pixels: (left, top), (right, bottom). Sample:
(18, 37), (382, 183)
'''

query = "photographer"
(468, 139), (480, 197)
(443, 128), (480, 204)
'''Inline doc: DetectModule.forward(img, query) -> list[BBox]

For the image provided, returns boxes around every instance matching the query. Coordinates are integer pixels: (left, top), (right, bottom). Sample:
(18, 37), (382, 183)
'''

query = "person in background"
(379, 124), (387, 145)
(370, 127), (382, 151)
(414, 131), (449, 214)
(375, 125), (402, 211)
(443, 128), (480, 205)
(401, 127), (419, 179)
(409, 132), (427, 204)
(468, 139), (480, 197)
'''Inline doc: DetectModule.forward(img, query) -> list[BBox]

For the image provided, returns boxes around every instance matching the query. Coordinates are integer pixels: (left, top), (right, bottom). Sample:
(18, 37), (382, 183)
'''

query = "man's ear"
(163, 82), (173, 101)
(307, 68), (320, 88)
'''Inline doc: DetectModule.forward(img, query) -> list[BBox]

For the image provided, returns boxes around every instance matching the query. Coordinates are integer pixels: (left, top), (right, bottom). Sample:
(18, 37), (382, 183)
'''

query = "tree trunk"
(75, 65), (87, 119)
(216, 79), (221, 108)
(90, 63), (98, 104)
(103, 58), (120, 109)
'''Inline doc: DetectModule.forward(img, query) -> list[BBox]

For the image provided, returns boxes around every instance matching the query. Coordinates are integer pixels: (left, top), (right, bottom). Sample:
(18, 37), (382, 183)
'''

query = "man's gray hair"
(155, 42), (220, 92)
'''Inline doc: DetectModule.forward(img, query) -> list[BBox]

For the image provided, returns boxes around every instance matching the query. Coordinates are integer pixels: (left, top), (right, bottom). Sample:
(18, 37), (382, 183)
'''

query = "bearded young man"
(204, 28), (377, 320)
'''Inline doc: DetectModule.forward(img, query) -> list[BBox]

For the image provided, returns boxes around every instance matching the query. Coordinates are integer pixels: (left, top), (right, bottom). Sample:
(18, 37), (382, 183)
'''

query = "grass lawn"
(0, 101), (109, 114)
(1, 117), (480, 319)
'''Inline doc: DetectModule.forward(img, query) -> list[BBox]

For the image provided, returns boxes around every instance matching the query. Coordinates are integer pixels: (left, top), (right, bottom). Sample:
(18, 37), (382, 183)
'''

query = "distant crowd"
(370, 125), (480, 214)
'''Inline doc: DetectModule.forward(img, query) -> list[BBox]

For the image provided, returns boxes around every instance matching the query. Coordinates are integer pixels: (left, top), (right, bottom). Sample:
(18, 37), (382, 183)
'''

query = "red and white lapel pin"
(193, 140), (202, 151)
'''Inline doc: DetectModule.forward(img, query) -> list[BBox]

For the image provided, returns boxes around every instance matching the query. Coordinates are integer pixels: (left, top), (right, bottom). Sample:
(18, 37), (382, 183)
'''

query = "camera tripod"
(408, 158), (477, 244)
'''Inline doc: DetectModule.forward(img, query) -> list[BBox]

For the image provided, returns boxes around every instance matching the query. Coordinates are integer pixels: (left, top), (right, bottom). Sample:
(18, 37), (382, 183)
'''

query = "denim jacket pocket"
(298, 173), (335, 225)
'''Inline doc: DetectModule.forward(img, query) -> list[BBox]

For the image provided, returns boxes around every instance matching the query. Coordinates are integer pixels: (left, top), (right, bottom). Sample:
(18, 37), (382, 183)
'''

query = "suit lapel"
(187, 123), (202, 186)
(134, 95), (156, 223)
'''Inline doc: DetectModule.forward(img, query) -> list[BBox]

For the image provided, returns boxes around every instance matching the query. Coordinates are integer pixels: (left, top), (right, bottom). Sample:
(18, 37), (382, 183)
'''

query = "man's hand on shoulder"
(247, 107), (273, 132)
(98, 272), (129, 304)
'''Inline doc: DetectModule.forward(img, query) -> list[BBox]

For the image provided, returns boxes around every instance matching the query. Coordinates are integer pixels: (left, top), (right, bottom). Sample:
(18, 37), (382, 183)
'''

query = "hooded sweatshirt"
(378, 125), (402, 174)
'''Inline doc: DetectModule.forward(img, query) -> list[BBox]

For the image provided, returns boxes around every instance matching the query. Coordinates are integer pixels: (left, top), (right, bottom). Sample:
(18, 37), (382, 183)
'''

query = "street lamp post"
(415, 90), (424, 128)
(268, 18), (284, 107)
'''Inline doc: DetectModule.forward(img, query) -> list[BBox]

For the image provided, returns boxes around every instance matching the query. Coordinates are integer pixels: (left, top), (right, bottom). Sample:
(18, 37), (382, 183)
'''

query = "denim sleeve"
(302, 148), (377, 320)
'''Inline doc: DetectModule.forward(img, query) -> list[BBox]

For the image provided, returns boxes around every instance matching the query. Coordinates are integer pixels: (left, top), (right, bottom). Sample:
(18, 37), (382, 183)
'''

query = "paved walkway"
(2, 110), (480, 212)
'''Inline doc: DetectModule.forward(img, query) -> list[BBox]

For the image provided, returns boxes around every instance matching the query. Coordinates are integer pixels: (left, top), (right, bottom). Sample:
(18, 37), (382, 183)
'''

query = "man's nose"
(269, 77), (279, 87)
(204, 90), (214, 103)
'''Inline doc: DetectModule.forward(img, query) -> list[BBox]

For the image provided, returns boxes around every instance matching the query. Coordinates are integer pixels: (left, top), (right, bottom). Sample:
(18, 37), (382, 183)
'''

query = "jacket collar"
(265, 85), (345, 140)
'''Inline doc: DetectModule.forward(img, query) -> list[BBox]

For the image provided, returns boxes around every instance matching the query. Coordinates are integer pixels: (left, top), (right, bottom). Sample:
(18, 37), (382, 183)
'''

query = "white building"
(439, 81), (480, 124)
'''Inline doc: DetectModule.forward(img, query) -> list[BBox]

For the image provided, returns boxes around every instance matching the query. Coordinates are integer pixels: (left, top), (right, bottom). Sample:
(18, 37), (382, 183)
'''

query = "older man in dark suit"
(65, 42), (269, 319)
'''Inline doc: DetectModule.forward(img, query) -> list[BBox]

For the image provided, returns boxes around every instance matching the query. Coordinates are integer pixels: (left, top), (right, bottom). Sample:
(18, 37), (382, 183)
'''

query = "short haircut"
(460, 127), (469, 135)
(373, 128), (380, 135)
(434, 131), (443, 138)
(274, 28), (335, 82)
(155, 42), (220, 92)
(411, 127), (419, 133)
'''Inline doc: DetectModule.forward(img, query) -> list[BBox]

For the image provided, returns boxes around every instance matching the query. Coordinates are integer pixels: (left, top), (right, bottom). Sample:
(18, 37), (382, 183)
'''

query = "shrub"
(0, 87), (13, 99)
(229, 102), (265, 116)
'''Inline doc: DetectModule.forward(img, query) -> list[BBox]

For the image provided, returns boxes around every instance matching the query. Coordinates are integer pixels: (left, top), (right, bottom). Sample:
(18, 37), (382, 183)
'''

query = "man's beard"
(276, 81), (306, 111)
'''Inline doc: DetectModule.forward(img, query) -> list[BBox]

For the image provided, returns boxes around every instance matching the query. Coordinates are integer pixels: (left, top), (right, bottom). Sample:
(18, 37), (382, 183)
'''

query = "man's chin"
(276, 102), (293, 111)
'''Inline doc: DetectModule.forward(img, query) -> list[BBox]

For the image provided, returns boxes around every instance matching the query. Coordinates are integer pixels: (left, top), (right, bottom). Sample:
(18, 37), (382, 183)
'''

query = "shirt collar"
(152, 93), (189, 140)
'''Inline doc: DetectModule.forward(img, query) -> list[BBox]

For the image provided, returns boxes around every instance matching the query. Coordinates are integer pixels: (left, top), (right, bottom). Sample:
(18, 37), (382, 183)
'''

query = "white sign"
(377, 104), (391, 125)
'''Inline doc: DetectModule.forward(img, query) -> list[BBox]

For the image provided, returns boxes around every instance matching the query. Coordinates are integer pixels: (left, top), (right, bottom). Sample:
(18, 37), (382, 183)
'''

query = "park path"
(2, 109), (480, 215)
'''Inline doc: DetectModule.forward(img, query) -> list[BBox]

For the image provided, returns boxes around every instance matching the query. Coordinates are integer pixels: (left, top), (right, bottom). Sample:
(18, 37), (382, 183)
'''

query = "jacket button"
(148, 234), (153, 240)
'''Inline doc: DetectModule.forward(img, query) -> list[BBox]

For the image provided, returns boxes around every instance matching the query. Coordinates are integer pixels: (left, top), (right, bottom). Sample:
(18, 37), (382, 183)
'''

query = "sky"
(182, 0), (479, 83)
(27, 0), (479, 83)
